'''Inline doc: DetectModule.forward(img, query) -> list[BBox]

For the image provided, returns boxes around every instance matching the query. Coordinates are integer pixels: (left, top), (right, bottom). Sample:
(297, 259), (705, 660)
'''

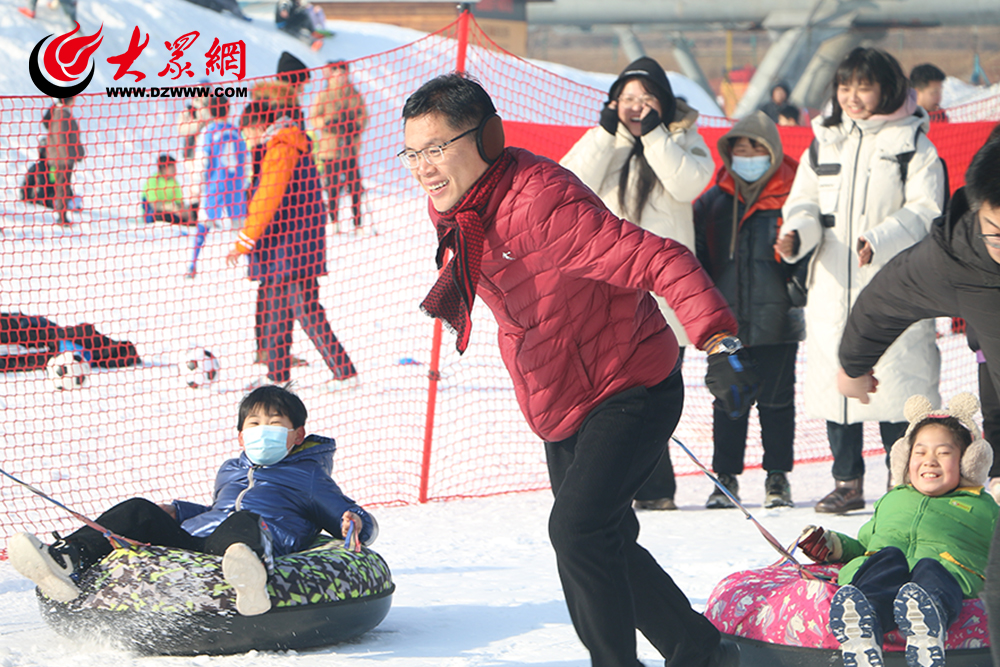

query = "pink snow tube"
(705, 564), (990, 651)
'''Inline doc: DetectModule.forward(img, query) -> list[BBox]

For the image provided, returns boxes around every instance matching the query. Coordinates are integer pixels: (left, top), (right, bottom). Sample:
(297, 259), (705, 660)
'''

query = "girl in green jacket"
(798, 393), (998, 667)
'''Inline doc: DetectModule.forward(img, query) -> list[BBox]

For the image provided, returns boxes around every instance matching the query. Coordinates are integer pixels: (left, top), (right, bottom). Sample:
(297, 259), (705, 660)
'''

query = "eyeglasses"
(397, 126), (476, 169)
(979, 233), (1000, 250)
(618, 94), (657, 107)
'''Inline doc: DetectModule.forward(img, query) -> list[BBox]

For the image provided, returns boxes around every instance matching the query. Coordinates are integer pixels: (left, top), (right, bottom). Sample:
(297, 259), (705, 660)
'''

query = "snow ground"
(0, 457), (886, 667)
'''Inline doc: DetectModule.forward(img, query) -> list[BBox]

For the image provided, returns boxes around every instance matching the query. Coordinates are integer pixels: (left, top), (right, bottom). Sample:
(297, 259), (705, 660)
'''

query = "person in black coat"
(694, 110), (808, 510)
(835, 136), (1000, 666)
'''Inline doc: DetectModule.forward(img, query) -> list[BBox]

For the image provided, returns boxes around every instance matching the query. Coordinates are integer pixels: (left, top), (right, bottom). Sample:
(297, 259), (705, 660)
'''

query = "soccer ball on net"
(181, 348), (221, 388)
(46, 351), (91, 391)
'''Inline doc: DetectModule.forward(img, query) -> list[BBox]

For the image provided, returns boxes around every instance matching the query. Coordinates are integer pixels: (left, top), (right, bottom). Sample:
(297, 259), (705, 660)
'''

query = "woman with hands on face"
(561, 57), (716, 512)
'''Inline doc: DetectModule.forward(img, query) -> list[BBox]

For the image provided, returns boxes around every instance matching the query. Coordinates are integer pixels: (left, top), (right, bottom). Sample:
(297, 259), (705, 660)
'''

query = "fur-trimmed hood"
(889, 392), (993, 488)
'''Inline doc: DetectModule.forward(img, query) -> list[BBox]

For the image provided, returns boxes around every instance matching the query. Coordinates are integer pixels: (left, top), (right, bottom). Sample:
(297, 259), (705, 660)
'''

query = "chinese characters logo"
(28, 24), (247, 95)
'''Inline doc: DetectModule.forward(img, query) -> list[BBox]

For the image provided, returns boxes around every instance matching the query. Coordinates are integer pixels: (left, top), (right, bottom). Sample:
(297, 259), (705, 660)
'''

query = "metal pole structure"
(419, 4), (473, 503)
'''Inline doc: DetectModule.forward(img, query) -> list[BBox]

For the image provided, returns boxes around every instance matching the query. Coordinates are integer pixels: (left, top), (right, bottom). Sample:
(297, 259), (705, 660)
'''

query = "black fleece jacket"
(839, 187), (1000, 395)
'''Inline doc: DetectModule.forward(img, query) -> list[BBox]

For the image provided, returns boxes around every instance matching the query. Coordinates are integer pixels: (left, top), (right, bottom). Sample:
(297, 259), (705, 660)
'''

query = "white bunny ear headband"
(889, 393), (992, 488)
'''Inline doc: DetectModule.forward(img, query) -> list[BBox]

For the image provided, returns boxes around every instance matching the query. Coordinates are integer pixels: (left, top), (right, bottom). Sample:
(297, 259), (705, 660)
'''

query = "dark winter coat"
(235, 118), (327, 285)
(172, 435), (373, 557)
(694, 112), (806, 347)
(839, 187), (1000, 398)
(458, 148), (735, 441)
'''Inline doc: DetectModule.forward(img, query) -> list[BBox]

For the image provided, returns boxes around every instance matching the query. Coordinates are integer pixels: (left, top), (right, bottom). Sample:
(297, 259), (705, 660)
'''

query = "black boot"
(815, 477), (864, 514)
(764, 471), (794, 508)
(706, 473), (740, 509)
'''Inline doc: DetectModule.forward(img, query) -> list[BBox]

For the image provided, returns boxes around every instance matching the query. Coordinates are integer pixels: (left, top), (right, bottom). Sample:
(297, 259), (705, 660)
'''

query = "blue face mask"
(730, 154), (772, 182)
(243, 425), (292, 466)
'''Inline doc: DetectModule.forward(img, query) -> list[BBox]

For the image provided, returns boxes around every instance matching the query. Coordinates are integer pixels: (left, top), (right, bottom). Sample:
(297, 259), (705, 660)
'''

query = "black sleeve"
(693, 190), (710, 271)
(839, 237), (956, 377)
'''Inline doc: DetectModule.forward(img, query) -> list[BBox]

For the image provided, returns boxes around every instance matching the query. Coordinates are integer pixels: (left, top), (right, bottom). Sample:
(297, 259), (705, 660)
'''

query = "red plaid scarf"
(420, 150), (513, 353)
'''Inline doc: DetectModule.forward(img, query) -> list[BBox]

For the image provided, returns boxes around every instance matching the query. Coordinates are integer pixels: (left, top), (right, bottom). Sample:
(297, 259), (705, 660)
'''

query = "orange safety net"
(0, 13), (994, 553)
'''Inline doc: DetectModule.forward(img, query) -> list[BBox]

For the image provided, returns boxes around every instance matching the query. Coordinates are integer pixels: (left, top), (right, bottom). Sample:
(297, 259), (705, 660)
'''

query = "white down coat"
(560, 101), (715, 347)
(780, 110), (944, 424)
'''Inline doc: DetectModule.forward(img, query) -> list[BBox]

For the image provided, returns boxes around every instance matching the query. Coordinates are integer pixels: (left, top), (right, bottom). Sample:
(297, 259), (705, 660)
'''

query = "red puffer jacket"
(469, 148), (735, 441)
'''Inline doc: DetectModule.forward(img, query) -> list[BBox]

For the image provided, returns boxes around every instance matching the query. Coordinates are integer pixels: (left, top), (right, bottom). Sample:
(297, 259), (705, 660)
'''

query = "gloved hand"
(640, 108), (662, 135)
(798, 525), (843, 563)
(705, 349), (760, 419)
(599, 102), (619, 135)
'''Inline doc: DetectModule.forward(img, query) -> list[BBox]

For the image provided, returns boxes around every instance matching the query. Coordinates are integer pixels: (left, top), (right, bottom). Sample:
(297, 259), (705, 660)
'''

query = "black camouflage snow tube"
(36, 538), (394, 655)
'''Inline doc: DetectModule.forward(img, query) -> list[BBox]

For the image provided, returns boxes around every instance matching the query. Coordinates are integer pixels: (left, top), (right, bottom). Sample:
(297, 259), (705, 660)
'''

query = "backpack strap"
(808, 138), (841, 176)
(897, 124), (949, 210)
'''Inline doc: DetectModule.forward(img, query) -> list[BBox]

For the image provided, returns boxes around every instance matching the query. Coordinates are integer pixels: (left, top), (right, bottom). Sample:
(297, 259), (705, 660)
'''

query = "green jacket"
(835, 485), (998, 597)
(143, 175), (184, 211)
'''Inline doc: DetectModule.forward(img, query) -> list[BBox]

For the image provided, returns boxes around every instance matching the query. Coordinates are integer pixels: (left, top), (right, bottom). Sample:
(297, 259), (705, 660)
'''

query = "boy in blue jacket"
(7, 385), (376, 616)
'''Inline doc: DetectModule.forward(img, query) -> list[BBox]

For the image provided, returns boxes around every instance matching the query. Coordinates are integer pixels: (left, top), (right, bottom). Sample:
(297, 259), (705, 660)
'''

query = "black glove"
(599, 102), (619, 135)
(705, 349), (760, 419)
(640, 108), (662, 136)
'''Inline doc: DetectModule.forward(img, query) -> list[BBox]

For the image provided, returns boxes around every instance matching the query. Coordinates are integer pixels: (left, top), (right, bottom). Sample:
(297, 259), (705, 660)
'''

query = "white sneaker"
(7, 533), (81, 602)
(222, 543), (271, 616)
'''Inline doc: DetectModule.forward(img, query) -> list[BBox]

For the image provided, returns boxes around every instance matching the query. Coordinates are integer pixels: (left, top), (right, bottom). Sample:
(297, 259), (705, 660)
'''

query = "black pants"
(544, 372), (721, 667)
(322, 158), (362, 228)
(258, 277), (356, 382)
(712, 343), (797, 475)
(827, 420), (907, 481)
(64, 498), (265, 572)
(850, 546), (963, 635)
(979, 361), (1000, 478)
(634, 348), (683, 502)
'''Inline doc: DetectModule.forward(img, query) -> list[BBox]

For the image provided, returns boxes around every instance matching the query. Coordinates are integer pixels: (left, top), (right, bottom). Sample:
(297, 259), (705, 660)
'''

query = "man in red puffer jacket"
(400, 73), (757, 667)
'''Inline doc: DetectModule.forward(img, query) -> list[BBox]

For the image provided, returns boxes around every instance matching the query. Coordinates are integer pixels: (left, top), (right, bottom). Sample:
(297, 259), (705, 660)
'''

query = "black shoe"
(764, 471), (794, 508)
(706, 473), (740, 509)
(815, 478), (864, 514)
(633, 497), (678, 510)
(8, 533), (84, 602)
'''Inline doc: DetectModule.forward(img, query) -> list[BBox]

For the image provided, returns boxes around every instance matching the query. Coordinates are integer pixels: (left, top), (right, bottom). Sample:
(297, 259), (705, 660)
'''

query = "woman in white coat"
(561, 57), (715, 510)
(776, 47), (945, 514)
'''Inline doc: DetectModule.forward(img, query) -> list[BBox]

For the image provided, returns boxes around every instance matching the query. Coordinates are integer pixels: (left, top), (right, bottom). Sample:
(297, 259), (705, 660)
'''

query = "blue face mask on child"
(243, 425), (292, 466)
(730, 154), (772, 182)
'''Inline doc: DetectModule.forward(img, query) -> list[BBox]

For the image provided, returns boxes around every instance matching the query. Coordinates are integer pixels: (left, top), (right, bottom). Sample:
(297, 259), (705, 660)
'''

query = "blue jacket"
(200, 120), (247, 196)
(172, 434), (374, 556)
